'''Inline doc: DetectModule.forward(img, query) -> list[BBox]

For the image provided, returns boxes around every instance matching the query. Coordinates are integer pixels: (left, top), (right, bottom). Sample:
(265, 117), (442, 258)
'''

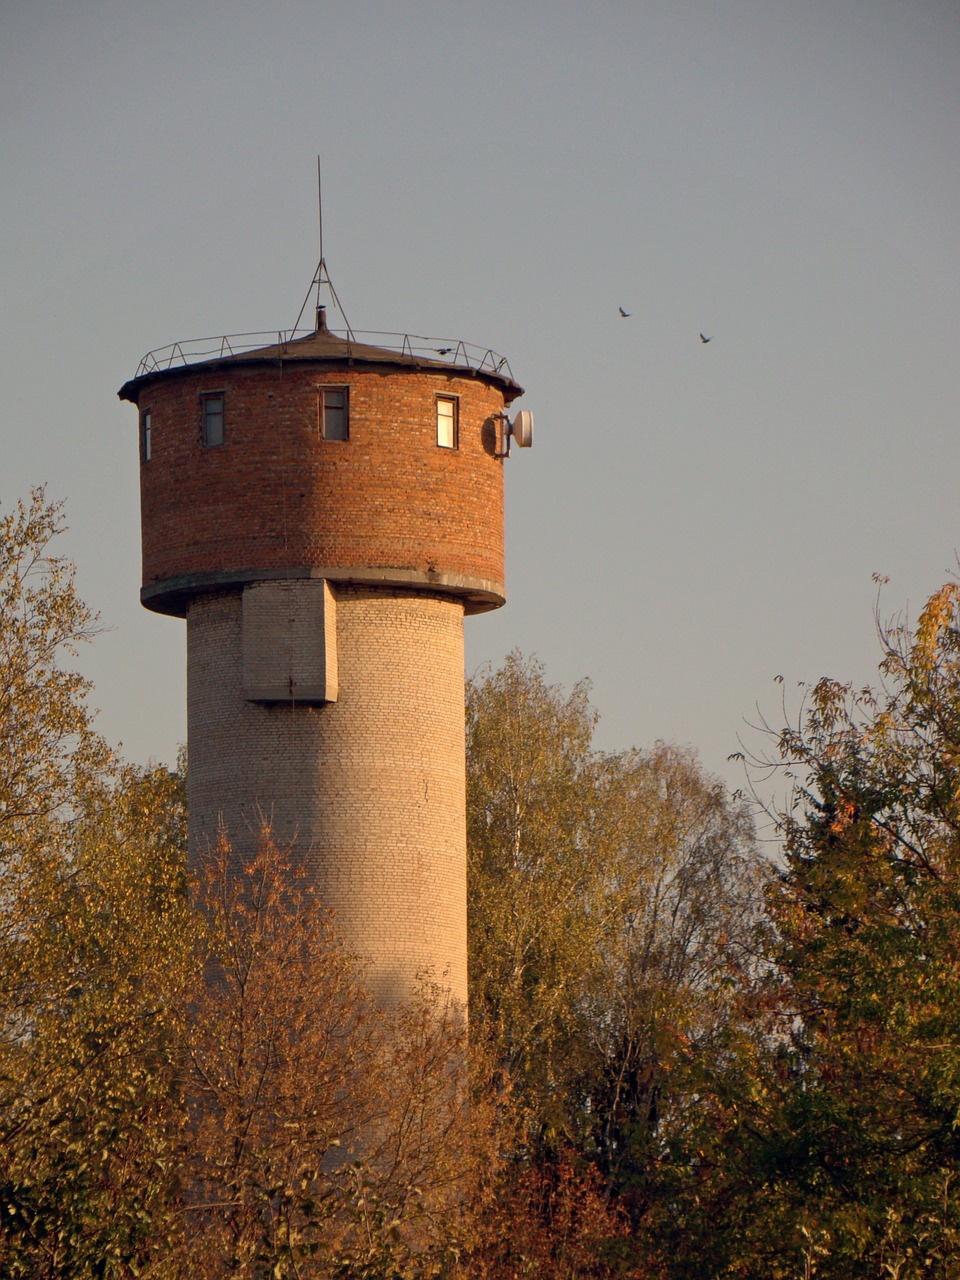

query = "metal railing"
(134, 328), (515, 381)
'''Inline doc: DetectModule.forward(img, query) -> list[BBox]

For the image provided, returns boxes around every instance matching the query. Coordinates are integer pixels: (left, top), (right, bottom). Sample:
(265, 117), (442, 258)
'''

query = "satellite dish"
(512, 409), (534, 448)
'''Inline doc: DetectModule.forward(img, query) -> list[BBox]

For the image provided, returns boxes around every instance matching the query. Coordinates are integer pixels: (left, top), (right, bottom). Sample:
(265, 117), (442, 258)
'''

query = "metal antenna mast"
(292, 159), (355, 340)
(317, 155), (324, 292)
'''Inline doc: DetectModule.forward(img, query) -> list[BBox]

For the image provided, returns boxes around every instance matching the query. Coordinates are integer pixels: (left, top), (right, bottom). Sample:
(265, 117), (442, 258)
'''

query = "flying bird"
(619, 307), (631, 317)
(433, 347), (453, 355)
(700, 333), (712, 343)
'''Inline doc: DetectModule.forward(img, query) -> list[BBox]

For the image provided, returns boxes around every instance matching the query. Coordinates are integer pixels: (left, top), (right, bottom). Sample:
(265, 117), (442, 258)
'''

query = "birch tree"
(466, 652), (760, 1198)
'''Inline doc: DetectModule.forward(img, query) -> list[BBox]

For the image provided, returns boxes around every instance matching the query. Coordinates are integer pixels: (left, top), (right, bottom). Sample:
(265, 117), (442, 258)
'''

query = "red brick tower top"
(119, 308), (524, 618)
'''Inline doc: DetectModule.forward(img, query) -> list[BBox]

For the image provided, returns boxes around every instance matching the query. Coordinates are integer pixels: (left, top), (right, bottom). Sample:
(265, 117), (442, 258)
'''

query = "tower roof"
(119, 308), (523, 403)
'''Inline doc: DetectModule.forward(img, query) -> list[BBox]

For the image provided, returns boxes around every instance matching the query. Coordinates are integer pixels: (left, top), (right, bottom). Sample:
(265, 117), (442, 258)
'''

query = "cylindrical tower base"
(186, 582), (467, 1006)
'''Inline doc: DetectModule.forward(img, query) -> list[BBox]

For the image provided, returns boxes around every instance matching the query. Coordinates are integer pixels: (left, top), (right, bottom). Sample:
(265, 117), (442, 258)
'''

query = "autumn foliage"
(7, 487), (960, 1276)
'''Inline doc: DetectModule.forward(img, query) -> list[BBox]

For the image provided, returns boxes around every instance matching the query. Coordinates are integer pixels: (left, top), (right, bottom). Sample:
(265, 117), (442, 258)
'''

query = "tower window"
(437, 395), (458, 449)
(201, 393), (225, 447)
(320, 387), (349, 441)
(140, 408), (152, 462)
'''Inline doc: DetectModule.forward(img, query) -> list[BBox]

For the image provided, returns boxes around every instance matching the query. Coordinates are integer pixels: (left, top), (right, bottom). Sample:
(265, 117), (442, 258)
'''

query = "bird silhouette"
(433, 347), (453, 355)
(619, 307), (631, 317)
(700, 333), (712, 343)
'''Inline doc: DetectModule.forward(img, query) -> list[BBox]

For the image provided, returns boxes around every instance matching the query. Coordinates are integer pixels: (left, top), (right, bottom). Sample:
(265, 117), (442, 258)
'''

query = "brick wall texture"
(128, 350), (517, 1007)
(241, 578), (339, 703)
(187, 584), (468, 1006)
(137, 364), (507, 613)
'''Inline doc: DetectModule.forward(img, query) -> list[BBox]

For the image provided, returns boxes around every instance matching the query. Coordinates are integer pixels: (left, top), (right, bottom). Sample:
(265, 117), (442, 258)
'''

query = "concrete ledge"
(141, 565), (506, 618)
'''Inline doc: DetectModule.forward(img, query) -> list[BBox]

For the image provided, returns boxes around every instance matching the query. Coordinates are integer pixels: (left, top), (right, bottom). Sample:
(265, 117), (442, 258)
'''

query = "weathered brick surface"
(242, 578), (338, 703)
(135, 365), (507, 614)
(126, 342), (519, 1009)
(187, 584), (468, 1006)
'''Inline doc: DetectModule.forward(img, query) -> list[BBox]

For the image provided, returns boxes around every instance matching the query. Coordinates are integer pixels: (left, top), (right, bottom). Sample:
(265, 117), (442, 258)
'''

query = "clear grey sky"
(3, 0), (959, 806)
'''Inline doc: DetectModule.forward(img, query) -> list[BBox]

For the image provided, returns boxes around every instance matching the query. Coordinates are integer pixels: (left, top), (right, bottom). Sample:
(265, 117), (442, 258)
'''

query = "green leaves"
(0, 764), (192, 1279)
(466, 652), (761, 1204)
(654, 584), (960, 1278)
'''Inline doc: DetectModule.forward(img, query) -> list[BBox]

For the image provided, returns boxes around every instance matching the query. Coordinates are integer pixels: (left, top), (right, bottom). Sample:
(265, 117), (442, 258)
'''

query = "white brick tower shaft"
(187, 584), (468, 1005)
(119, 316), (525, 1008)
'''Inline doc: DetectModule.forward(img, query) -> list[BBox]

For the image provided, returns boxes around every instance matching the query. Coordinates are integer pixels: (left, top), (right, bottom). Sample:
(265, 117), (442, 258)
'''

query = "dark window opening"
(201, 393), (225, 447)
(320, 387), (349, 441)
(140, 409), (152, 462)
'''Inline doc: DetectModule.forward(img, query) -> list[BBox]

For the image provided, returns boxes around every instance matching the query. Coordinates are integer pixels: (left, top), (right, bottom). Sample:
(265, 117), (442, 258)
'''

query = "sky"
(2, 0), (959, 820)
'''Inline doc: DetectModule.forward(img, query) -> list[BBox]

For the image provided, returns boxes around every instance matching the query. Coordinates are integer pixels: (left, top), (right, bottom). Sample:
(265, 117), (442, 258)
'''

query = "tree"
(0, 793), (500, 1280)
(0, 488), (495, 1276)
(466, 653), (604, 1142)
(180, 830), (504, 1279)
(457, 1151), (644, 1280)
(758, 584), (960, 1276)
(0, 762), (192, 1279)
(577, 741), (759, 1208)
(646, 584), (960, 1279)
(0, 490), (190, 1277)
(0, 491), (769, 1277)
(0, 488), (109, 869)
(465, 652), (760, 1224)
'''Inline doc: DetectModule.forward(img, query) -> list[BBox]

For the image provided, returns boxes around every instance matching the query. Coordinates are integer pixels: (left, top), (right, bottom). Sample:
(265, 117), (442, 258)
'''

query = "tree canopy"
(0, 488), (109, 868)
(640, 585), (960, 1278)
(466, 652), (761, 1211)
(8, 487), (960, 1276)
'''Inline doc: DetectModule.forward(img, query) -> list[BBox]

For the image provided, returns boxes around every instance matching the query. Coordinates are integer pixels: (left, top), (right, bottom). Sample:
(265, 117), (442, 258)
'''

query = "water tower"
(119, 274), (531, 1005)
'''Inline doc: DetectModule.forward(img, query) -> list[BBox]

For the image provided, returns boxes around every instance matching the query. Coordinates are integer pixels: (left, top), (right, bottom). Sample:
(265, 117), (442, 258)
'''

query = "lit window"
(437, 396), (458, 449)
(320, 387), (349, 441)
(201, 393), (225, 447)
(140, 409), (152, 462)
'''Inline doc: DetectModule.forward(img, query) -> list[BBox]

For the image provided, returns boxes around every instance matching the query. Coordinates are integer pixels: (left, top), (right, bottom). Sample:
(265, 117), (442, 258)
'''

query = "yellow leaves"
(0, 488), (111, 873)
(808, 677), (855, 736)
(0, 751), (195, 1275)
(913, 583), (960, 674)
(0, 490), (510, 1277)
(466, 651), (762, 1223)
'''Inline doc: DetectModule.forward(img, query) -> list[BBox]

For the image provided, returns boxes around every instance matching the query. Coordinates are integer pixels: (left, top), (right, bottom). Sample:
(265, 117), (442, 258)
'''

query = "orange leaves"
(178, 829), (507, 1277)
(827, 797), (857, 837)
(458, 1153), (643, 1280)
